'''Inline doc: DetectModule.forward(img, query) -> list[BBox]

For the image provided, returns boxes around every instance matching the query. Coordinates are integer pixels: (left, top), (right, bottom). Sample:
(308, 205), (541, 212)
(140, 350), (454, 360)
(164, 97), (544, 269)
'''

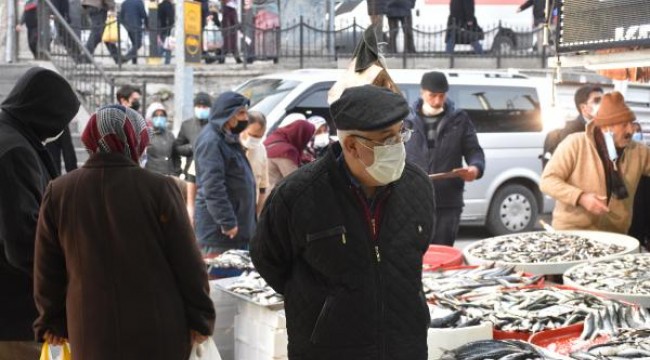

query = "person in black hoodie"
(405, 71), (485, 246)
(0, 68), (80, 357)
(252, 85), (435, 360)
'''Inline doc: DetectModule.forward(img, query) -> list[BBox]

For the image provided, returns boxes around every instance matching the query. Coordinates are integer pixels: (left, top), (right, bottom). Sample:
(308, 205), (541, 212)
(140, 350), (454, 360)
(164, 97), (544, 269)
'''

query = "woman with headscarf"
(263, 119), (315, 190)
(33, 105), (215, 360)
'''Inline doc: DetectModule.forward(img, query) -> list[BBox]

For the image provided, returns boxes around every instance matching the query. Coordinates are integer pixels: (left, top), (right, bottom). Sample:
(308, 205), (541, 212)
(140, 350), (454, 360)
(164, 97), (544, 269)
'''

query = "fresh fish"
(469, 232), (626, 264)
(224, 270), (283, 306)
(204, 249), (255, 270)
(565, 254), (650, 296)
(441, 340), (547, 360)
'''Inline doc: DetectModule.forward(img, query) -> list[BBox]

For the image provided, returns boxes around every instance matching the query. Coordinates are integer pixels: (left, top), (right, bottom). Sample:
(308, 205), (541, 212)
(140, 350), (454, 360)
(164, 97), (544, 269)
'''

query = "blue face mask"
(603, 130), (618, 162)
(152, 116), (167, 130)
(632, 132), (643, 142)
(195, 107), (210, 120)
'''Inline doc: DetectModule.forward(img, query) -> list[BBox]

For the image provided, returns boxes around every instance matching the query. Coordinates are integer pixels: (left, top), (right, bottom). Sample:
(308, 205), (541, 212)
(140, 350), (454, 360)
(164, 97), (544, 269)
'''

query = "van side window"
(450, 86), (542, 133)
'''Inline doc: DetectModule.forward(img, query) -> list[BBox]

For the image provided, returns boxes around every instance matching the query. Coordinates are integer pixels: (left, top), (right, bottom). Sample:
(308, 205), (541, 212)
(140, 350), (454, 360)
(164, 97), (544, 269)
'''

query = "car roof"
(252, 68), (534, 87)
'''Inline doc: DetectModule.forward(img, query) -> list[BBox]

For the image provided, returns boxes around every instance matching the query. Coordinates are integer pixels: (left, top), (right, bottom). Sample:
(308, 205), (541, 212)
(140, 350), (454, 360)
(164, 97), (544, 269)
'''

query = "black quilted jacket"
(251, 143), (435, 360)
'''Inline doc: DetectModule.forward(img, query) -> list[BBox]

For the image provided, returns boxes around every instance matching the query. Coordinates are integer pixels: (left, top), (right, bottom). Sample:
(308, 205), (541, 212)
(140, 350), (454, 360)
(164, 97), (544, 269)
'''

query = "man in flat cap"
(406, 71), (484, 246)
(541, 91), (650, 234)
(252, 85), (435, 360)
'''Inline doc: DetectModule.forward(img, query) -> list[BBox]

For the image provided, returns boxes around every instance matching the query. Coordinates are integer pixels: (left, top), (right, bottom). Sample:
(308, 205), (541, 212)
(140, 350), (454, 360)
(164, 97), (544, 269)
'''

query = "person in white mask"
(240, 111), (269, 215)
(307, 115), (332, 159)
(251, 85), (434, 360)
(405, 71), (485, 246)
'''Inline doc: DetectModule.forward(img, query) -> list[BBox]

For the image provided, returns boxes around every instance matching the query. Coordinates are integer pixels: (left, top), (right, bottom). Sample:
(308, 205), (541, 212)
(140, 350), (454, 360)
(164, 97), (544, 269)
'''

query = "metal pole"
(299, 15), (304, 69)
(328, 0), (335, 56)
(173, 0), (194, 135)
(6, 0), (17, 63)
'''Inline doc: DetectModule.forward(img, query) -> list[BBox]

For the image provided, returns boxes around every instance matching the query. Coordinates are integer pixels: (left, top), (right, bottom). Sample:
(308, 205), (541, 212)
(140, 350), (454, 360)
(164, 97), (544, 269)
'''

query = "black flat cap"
(330, 85), (409, 131)
(421, 71), (449, 93)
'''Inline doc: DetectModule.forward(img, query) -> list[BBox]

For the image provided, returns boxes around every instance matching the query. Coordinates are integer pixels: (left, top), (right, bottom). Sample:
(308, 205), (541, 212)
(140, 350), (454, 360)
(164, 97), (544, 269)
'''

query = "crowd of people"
(0, 61), (649, 360)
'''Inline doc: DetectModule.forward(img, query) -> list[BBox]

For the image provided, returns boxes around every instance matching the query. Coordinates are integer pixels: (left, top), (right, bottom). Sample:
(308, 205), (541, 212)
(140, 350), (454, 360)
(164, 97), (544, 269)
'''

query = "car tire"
(486, 184), (538, 236)
(492, 35), (515, 55)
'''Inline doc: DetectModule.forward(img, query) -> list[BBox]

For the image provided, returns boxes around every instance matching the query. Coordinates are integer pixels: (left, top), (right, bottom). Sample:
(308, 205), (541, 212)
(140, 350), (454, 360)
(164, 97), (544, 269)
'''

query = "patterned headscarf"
(81, 105), (151, 162)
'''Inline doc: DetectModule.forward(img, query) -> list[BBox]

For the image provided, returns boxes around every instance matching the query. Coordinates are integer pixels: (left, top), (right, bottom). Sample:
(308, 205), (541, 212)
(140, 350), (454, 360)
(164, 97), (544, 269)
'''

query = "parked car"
(234, 68), (555, 235)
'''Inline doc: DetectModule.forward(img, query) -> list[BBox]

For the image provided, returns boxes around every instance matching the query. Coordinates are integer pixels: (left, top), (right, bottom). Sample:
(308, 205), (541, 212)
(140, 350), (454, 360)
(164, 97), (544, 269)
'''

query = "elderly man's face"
(421, 90), (446, 109)
(605, 121), (636, 148)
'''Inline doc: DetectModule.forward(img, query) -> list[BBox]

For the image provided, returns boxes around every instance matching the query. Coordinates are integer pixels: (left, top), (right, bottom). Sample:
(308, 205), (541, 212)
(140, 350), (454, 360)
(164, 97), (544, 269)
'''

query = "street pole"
(328, 0), (335, 55)
(5, 0), (16, 63)
(173, 0), (195, 135)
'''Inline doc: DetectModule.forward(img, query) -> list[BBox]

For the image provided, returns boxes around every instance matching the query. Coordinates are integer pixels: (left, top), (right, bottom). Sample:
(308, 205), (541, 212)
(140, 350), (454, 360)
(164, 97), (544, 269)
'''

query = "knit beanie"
(420, 71), (449, 93)
(593, 91), (635, 127)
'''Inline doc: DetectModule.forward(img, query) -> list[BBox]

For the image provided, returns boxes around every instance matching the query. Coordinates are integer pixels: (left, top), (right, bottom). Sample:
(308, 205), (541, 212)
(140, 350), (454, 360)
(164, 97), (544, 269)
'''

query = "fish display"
(423, 263), (543, 300)
(440, 339), (556, 360)
(224, 270), (283, 306)
(468, 232), (626, 264)
(578, 302), (650, 340)
(433, 287), (609, 333)
(571, 329), (650, 359)
(565, 254), (650, 295)
(204, 249), (254, 270)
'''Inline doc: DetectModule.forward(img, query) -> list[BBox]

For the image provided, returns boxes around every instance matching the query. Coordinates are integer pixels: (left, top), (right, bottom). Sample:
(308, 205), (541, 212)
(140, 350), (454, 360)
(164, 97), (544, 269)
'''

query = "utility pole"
(5, 0), (17, 63)
(173, 0), (196, 135)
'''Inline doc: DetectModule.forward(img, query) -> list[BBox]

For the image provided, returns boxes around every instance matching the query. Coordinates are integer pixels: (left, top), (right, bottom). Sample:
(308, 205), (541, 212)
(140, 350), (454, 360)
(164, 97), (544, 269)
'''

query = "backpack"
(540, 128), (563, 169)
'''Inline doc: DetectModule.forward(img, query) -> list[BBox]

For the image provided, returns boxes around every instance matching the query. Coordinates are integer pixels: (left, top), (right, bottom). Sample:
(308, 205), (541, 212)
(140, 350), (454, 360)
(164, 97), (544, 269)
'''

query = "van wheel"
(492, 35), (515, 55)
(486, 184), (538, 236)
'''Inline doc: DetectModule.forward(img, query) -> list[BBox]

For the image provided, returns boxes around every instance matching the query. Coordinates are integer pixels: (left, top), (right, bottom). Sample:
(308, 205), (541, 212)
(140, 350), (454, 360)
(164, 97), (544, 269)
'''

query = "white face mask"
(590, 104), (600, 119)
(422, 101), (444, 117)
(313, 133), (330, 148)
(603, 129), (618, 162)
(241, 135), (262, 149)
(357, 141), (406, 185)
(43, 130), (64, 145)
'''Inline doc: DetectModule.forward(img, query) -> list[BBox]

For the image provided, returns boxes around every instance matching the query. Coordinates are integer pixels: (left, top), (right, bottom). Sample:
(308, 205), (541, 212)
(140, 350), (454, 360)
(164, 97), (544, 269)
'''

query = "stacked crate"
(234, 302), (288, 360)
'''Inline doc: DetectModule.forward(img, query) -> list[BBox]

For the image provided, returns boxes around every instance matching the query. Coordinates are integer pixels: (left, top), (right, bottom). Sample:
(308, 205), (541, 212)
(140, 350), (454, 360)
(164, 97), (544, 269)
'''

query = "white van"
(234, 68), (555, 235)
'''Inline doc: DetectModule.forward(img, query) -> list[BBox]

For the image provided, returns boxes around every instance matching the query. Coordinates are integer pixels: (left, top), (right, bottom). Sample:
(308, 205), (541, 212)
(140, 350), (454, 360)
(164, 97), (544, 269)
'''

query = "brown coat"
(541, 122), (650, 233)
(34, 153), (215, 360)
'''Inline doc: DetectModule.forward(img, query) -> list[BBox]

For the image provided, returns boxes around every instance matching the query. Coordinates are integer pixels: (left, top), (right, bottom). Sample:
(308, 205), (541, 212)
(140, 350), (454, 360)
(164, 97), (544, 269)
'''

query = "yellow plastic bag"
(102, 16), (119, 44)
(40, 342), (72, 360)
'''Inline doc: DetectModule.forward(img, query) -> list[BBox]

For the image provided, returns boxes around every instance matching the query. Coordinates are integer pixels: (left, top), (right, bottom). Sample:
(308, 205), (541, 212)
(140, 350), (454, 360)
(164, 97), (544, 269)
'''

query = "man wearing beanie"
(541, 91), (650, 234)
(405, 71), (485, 246)
(252, 85), (434, 360)
(174, 92), (212, 219)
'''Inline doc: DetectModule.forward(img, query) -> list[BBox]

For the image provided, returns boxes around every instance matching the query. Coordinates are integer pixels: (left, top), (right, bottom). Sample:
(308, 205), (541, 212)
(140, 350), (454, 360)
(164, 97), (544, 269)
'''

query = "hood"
(1, 67), (80, 141)
(209, 91), (250, 131)
(145, 102), (167, 120)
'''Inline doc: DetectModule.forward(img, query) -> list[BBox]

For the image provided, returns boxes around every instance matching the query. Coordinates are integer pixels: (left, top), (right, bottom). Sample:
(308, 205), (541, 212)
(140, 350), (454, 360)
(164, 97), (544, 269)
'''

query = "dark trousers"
(125, 29), (142, 63)
(24, 9), (38, 58)
(432, 207), (462, 246)
(84, 6), (107, 54)
(630, 176), (650, 250)
(220, 7), (241, 62)
(387, 14), (415, 53)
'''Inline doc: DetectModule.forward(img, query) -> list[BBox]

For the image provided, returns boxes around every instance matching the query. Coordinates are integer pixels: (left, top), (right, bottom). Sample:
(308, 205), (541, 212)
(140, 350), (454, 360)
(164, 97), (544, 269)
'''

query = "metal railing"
(51, 15), (552, 70)
(36, 0), (115, 112)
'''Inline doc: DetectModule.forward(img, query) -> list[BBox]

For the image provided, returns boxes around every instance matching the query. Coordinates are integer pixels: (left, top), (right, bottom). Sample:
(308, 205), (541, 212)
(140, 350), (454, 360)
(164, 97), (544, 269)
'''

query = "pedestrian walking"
(386, 0), (416, 54)
(446, 0), (483, 54)
(144, 102), (181, 176)
(218, 0), (243, 64)
(158, 0), (175, 64)
(82, 0), (116, 58)
(45, 125), (78, 174)
(119, 0), (148, 64)
(516, 0), (547, 52)
(33, 105), (215, 360)
(405, 71), (485, 246)
(251, 85), (434, 360)
(367, 0), (387, 45)
(0, 67), (79, 358)
(16, 0), (39, 59)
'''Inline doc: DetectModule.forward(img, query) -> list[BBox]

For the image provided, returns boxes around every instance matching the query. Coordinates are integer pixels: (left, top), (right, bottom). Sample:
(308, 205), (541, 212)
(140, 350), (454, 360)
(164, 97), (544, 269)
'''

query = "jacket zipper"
(306, 226), (347, 243)
(310, 296), (333, 344)
(351, 187), (389, 359)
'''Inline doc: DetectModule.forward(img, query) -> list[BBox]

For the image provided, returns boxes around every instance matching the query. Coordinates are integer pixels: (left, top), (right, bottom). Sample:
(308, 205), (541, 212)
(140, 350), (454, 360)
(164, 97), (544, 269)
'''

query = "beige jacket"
(541, 122), (650, 233)
(246, 146), (269, 200)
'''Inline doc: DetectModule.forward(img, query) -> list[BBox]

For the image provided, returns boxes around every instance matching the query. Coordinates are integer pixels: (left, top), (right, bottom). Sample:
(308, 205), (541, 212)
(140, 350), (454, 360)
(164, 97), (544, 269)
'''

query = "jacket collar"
(83, 152), (139, 168)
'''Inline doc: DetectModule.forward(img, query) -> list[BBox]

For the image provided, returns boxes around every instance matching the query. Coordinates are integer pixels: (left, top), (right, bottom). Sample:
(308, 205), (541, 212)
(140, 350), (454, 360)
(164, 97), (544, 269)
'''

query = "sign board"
(557, 0), (650, 53)
(184, 0), (202, 63)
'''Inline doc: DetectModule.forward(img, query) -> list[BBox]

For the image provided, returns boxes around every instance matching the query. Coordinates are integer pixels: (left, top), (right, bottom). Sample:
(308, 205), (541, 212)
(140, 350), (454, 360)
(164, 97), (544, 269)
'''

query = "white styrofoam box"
(217, 348), (234, 360)
(234, 316), (289, 358)
(214, 306), (238, 328)
(427, 322), (493, 360)
(235, 340), (289, 360)
(237, 301), (286, 329)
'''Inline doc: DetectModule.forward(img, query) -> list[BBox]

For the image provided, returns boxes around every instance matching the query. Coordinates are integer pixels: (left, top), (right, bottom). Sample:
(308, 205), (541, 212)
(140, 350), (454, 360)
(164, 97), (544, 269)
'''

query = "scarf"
(81, 105), (151, 163)
(593, 128), (629, 201)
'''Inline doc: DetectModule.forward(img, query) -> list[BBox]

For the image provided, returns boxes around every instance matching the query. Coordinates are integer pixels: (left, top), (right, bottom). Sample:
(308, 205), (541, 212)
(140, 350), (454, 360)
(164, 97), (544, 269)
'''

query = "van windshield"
(235, 78), (301, 115)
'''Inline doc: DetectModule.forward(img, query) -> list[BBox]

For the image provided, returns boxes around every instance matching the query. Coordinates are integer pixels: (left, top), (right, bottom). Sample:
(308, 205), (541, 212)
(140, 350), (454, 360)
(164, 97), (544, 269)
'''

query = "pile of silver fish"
(224, 271), (283, 306)
(579, 302), (650, 340)
(565, 254), (650, 295)
(428, 303), (483, 329)
(204, 249), (254, 270)
(468, 232), (626, 264)
(434, 287), (608, 333)
(440, 340), (553, 360)
(571, 329), (650, 359)
(423, 263), (543, 301)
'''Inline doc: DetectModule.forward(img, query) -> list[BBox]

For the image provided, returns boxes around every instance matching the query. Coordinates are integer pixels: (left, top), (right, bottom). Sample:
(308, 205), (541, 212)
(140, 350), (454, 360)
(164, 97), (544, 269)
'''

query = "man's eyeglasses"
(353, 128), (413, 147)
